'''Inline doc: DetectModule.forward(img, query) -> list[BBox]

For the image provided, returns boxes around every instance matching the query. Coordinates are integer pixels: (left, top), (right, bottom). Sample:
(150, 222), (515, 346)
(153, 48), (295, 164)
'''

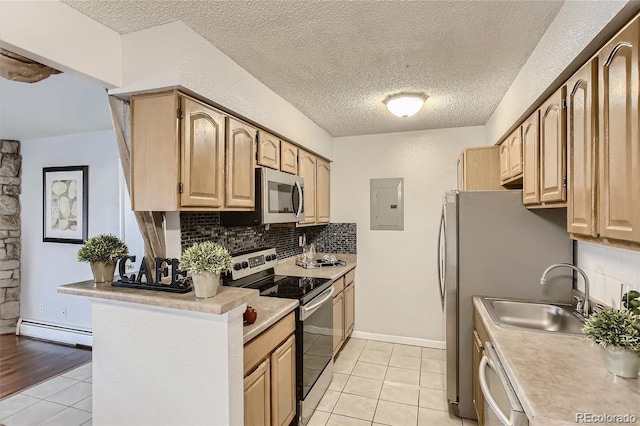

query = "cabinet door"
(344, 282), (355, 337)
(244, 358), (271, 426)
(316, 158), (331, 224)
(258, 131), (280, 170)
(181, 98), (226, 208)
(522, 110), (540, 205)
(508, 127), (523, 178)
(280, 141), (298, 175)
(298, 149), (317, 225)
(540, 87), (567, 203)
(567, 61), (598, 237)
(499, 141), (510, 182)
(226, 118), (256, 209)
(333, 292), (344, 354)
(271, 335), (296, 426)
(472, 330), (484, 426)
(598, 18), (640, 243)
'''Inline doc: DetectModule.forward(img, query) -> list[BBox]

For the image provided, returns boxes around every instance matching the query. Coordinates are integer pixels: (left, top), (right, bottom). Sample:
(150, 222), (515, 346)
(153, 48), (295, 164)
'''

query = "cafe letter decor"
(112, 256), (193, 294)
(43, 166), (88, 244)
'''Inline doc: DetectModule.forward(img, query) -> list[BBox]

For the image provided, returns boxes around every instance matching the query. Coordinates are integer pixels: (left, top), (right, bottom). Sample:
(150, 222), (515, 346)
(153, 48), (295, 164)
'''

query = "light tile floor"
(0, 363), (92, 426)
(0, 338), (478, 426)
(309, 338), (478, 426)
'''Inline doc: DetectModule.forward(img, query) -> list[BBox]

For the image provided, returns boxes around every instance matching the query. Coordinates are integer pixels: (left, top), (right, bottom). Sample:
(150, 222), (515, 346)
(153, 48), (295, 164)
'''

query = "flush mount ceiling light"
(383, 92), (428, 118)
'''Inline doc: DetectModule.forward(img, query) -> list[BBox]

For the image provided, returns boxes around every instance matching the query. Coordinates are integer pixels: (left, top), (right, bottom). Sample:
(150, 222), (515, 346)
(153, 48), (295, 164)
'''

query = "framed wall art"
(43, 166), (88, 244)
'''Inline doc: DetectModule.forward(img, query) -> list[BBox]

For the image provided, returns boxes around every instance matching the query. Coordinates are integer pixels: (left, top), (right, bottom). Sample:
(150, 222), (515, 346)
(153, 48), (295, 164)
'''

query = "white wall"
(575, 242), (640, 310)
(113, 21), (334, 159)
(21, 130), (143, 329)
(331, 126), (486, 345)
(485, 0), (630, 145)
(0, 0), (121, 87)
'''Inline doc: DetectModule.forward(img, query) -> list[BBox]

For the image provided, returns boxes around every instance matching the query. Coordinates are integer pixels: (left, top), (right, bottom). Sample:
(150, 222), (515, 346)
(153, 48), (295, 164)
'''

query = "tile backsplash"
(180, 212), (356, 259)
(575, 241), (640, 309)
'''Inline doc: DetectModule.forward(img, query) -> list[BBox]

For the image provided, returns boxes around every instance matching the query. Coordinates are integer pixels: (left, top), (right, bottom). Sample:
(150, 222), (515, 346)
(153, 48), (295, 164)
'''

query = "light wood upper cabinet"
(131, 91), (254, 212)
(539, 87), (567, 204)
(244, 358), (271, 426)
(298, 149), (317, 225)
(257, 131), (280, 170)
(567, 60), (598, 237)
(598, 17), (640, 244)
(270, 335), (295, 426)
(226, 118), (256, 209)
(508, 127), (523, 178)
(344, 282), (355, 337)
(181, 98), (226, 208)
(316, 158), (331, 223)
(499, 142), (510, 182)
(459, 147), (503, 190)
(522, 110), (540, 205)
(333, 291), (344, 354)
(280, 141), (298, 175)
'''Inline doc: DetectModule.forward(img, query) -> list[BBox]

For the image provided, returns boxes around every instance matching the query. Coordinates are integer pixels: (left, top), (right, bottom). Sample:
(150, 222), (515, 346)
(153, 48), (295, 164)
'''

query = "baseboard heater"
(17, 318), (93, 347)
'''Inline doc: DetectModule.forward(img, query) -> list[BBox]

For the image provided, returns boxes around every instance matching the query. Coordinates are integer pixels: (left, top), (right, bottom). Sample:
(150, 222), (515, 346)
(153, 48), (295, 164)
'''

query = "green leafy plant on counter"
(179, 241), (232, 275)
(77, 234), (129, 263)
(622, 290), (640, 315)
(582, 308), (640, 353)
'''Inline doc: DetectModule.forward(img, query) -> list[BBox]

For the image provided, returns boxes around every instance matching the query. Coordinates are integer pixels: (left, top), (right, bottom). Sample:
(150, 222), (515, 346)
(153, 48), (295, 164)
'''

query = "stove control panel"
(230, 248), (278, 280)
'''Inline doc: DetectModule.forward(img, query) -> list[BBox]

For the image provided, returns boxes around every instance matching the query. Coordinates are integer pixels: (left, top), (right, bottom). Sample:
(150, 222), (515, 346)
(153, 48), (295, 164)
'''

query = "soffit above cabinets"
(63, 0), (564, 137)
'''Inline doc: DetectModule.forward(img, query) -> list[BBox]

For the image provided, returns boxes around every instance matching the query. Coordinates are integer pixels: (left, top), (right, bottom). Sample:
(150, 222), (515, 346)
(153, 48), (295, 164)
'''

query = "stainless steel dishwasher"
(479, 343), (529, 426)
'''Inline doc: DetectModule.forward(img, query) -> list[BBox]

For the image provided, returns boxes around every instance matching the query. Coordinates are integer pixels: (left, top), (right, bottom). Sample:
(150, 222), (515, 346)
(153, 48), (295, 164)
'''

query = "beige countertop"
(473, 297), (640, 425)
(242, 296), (298, 344)
(274, 252), (357, 281)
(58, 280), (257, 316)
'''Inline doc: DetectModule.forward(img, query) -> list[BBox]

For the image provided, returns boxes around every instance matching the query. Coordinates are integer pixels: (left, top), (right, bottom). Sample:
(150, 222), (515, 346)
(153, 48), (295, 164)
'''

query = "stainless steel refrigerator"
(437, 190), (573, 419)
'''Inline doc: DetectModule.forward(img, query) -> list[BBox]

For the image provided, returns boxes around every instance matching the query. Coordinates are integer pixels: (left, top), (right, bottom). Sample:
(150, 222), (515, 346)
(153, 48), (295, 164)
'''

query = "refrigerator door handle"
(437, 204), (446, 310)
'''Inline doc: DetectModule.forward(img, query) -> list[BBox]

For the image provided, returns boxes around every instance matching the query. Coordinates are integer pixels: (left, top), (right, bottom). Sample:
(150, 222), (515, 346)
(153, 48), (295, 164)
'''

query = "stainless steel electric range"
(223, 248), (334, 425)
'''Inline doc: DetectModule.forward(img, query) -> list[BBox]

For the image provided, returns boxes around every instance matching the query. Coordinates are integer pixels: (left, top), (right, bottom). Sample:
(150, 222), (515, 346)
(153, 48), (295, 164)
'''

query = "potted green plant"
(179, 241), (232, 298)
(623, 290), (640, 315)
(582, 308), (640, 378)
(77, 234), (129, 283)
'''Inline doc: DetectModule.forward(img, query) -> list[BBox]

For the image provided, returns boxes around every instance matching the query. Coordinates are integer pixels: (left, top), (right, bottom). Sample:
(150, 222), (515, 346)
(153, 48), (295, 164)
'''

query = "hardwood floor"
(0, 334), (92, 399)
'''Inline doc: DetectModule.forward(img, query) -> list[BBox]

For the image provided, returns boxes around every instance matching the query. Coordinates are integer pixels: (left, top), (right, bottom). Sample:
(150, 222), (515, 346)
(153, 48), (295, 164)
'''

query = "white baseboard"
(350, 330), (445, 349)
(17, 318), (93, 347)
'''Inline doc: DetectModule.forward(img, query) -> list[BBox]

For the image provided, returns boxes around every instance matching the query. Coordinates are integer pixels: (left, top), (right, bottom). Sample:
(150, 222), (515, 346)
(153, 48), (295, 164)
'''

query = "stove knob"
(233, 263), (242, 271)
(266, 255), (274, 261)
(242, 261), (249, 269)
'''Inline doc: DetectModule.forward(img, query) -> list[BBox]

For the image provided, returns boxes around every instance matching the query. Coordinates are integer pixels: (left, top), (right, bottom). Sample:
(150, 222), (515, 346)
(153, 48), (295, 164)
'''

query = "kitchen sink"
(481, 298), (585, 335)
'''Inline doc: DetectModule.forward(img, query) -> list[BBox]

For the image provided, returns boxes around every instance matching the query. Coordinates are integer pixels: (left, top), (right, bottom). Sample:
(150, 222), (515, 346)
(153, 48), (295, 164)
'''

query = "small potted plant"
(179, 241), (232, 298)
(582, 308), (640, 378)
(77, 234), (129, 283)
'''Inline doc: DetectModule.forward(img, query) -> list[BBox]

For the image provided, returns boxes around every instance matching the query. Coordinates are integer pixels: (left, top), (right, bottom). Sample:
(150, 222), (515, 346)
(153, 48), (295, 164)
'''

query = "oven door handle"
(300, 287), (335, 320)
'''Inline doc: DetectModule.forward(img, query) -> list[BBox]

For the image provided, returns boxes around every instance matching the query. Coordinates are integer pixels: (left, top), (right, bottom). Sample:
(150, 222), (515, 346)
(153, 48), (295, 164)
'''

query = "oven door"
(262, 168), (304, 224)
(298, 286), (334, 424)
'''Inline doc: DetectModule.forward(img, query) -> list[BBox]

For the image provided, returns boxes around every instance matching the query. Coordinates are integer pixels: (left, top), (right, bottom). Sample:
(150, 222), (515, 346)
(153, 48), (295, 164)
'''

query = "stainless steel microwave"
(220, 168), (304, 226)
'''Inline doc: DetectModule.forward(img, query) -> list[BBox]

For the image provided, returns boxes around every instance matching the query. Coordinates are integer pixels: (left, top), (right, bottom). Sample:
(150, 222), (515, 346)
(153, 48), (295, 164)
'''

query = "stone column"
(0, 140), (21, 334)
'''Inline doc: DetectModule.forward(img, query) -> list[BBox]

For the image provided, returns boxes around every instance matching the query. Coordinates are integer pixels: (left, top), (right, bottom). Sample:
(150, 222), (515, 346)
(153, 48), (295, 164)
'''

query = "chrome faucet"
(540, 263), (590, 319)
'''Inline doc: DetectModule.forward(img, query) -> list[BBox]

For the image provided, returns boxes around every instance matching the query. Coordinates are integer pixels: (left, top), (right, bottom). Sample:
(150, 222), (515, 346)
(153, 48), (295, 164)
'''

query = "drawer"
(244, 312), (295, 376)
(345, 268), (355, 286)
(333, 276), (345, 295)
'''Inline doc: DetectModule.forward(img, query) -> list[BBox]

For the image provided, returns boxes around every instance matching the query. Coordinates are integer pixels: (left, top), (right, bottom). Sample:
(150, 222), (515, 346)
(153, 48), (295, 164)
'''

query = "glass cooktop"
(246, 275), (332, 305)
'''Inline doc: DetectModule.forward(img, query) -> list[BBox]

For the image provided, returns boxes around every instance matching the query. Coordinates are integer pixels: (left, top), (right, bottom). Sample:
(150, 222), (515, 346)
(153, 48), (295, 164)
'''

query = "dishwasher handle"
(479, 354), (513, 426)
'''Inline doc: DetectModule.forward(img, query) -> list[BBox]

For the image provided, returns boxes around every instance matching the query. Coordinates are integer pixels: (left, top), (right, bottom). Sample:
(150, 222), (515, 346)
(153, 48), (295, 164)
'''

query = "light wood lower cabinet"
(333, 268), (356, 356)
(243, 313), (296, 426)
(472, 330), (484, 426)
(270, 335), (296, 426)
(333, 291), (344, 354)
(244, 359), (271, 426)
(344, 282), (355, 336)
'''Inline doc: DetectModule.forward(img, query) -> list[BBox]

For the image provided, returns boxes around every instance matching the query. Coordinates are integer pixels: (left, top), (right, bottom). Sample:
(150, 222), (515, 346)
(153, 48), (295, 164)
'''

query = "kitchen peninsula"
(58, 281), (297, 425)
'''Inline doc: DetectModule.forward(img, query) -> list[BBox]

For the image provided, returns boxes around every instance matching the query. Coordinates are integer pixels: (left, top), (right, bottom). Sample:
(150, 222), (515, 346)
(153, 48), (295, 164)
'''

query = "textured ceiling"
(63, 0), (564, 137)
